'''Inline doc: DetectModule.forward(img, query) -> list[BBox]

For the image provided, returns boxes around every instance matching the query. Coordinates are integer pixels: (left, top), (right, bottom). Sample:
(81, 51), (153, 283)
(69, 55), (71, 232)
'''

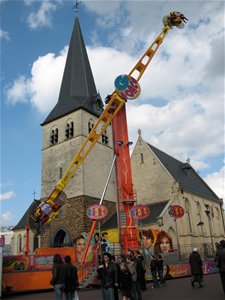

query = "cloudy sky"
(1, 0), (224, 226)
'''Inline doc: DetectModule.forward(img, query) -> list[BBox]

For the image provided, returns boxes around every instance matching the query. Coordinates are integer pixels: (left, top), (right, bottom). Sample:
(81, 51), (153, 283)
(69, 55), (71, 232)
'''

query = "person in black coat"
(64, 255), (79, 300)
(157, 254), (165, 285)
(215, 240), (225, 294)
(136, 250), (147, 290)
(111, 255), (121, 300)
(50, 254), (66, 300)
(97, 252), (119, 300)
(120, 262), (132, 300)
(127, 250), (142, 299)
(189, 248), (203, 288)
(150, 255), (159, 288)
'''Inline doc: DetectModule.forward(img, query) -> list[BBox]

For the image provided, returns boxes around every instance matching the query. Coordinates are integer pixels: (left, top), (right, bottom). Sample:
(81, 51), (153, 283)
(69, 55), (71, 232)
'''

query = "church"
(10, 12), (225, 257)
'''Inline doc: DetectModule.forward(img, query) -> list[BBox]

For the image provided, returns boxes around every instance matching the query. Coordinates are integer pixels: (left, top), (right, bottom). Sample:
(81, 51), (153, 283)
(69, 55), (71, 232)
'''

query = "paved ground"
(2, 273), (224, 300)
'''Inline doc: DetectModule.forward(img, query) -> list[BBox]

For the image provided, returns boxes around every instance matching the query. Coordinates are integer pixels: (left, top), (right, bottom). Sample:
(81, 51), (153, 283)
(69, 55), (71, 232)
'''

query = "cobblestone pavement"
(2, 273), (224, 300)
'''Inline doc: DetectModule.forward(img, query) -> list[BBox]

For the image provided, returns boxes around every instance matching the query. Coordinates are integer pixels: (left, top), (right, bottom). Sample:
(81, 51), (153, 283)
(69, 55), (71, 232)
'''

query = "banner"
(3, 255), (30, 272)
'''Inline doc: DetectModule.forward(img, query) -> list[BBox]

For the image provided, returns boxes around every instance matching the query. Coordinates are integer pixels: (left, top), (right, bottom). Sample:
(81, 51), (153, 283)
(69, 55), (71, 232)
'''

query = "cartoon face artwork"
(160, 236), (171, 253)
(94, 233), (100, 243)
(76, 237), (85, 254)
(154, 230), (173, 256)
(139, 229), (155, 256)
(142, 235), (153, 250)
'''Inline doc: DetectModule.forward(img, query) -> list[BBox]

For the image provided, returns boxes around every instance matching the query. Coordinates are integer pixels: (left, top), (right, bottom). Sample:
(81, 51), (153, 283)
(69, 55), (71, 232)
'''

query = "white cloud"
(0, 191), (16, 201)
(0, 28), (10, 40)
(4, 0), (225, 188)
(29, 49), (67, 112)
(83, 0), (121, 16)
(204, 166), (225, 200)
(5, 48), (67, 112)
(5, 46), (133, 114)
(26, 0), (62, 29)
(1, 211), (13, 222)
(6, 76), (30, 105)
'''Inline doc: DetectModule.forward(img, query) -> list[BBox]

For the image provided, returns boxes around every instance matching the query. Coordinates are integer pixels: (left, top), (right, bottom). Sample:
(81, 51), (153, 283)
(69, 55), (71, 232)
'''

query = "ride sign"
(86, 204), (108, 220)
(168, 205), (185, 219)
(115, 74), (141, 100)
(130, 205), (150, 220)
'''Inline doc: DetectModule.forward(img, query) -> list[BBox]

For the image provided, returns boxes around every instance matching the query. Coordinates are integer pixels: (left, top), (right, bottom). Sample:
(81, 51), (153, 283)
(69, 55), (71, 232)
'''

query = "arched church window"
(102, 130), (109, 145)
(215, 207), (220, 219)
(50, 128), (58, 145)
(59, 167), (63, 179)
(33, 235), (39, 251)
(211, 206), (214, 218)
(65, 122), (74, 139)
(52, 228), (72, 247)
(167, 227), (176, 248)
(196, 201), (204, 234)
(69, 122), (74, 137)
(88, 119), (94, 133)
(18, 235), (22, 254)
(23, 233), (26, 246)
(185, 198), (192, 233)
(196, 202), (201, 215)
(140, 153), (144, 164)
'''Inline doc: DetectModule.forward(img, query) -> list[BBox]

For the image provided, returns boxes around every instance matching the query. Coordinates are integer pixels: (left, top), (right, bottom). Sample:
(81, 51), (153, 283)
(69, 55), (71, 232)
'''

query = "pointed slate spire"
(42, 16), (103, 125)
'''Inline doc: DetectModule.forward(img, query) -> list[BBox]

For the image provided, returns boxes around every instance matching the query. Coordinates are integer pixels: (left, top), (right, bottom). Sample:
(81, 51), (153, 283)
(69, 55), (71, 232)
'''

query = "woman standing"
(50, 254), (66, 300)
(189, 248), (203, 288)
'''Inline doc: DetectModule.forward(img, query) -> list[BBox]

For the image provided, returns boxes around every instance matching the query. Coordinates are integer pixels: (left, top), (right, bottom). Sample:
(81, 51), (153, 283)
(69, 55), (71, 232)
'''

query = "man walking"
(64, 255), (79, 300)
(97, 252), (119, 300)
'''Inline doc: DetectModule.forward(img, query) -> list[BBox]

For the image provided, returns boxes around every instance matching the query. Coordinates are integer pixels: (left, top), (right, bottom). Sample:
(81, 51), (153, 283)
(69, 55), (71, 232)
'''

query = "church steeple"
(42, 16), (103, 126)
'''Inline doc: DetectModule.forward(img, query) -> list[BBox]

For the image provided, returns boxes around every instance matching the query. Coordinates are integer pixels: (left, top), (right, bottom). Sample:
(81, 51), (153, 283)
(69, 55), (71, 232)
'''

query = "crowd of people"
(50, 254), (79, 300)
(97, 249), (168, 300)
(50, 235), (225, 299)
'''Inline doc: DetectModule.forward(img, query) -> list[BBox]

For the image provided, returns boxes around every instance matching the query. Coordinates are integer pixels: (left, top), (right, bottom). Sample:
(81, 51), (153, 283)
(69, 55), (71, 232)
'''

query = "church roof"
(101, 201), (169, 230)
(13, 200), (40, 230)
(147, 143), (221, 202)
(42, 16), (104, 126)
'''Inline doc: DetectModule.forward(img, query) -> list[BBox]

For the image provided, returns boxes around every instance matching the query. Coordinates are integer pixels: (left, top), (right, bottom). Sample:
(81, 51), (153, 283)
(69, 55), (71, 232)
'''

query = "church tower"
(40, 15), (117, 247)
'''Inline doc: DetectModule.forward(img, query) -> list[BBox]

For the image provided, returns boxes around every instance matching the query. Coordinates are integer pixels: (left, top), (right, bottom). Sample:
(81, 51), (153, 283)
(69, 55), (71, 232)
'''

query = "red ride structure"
(31, 11), (188, 263)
